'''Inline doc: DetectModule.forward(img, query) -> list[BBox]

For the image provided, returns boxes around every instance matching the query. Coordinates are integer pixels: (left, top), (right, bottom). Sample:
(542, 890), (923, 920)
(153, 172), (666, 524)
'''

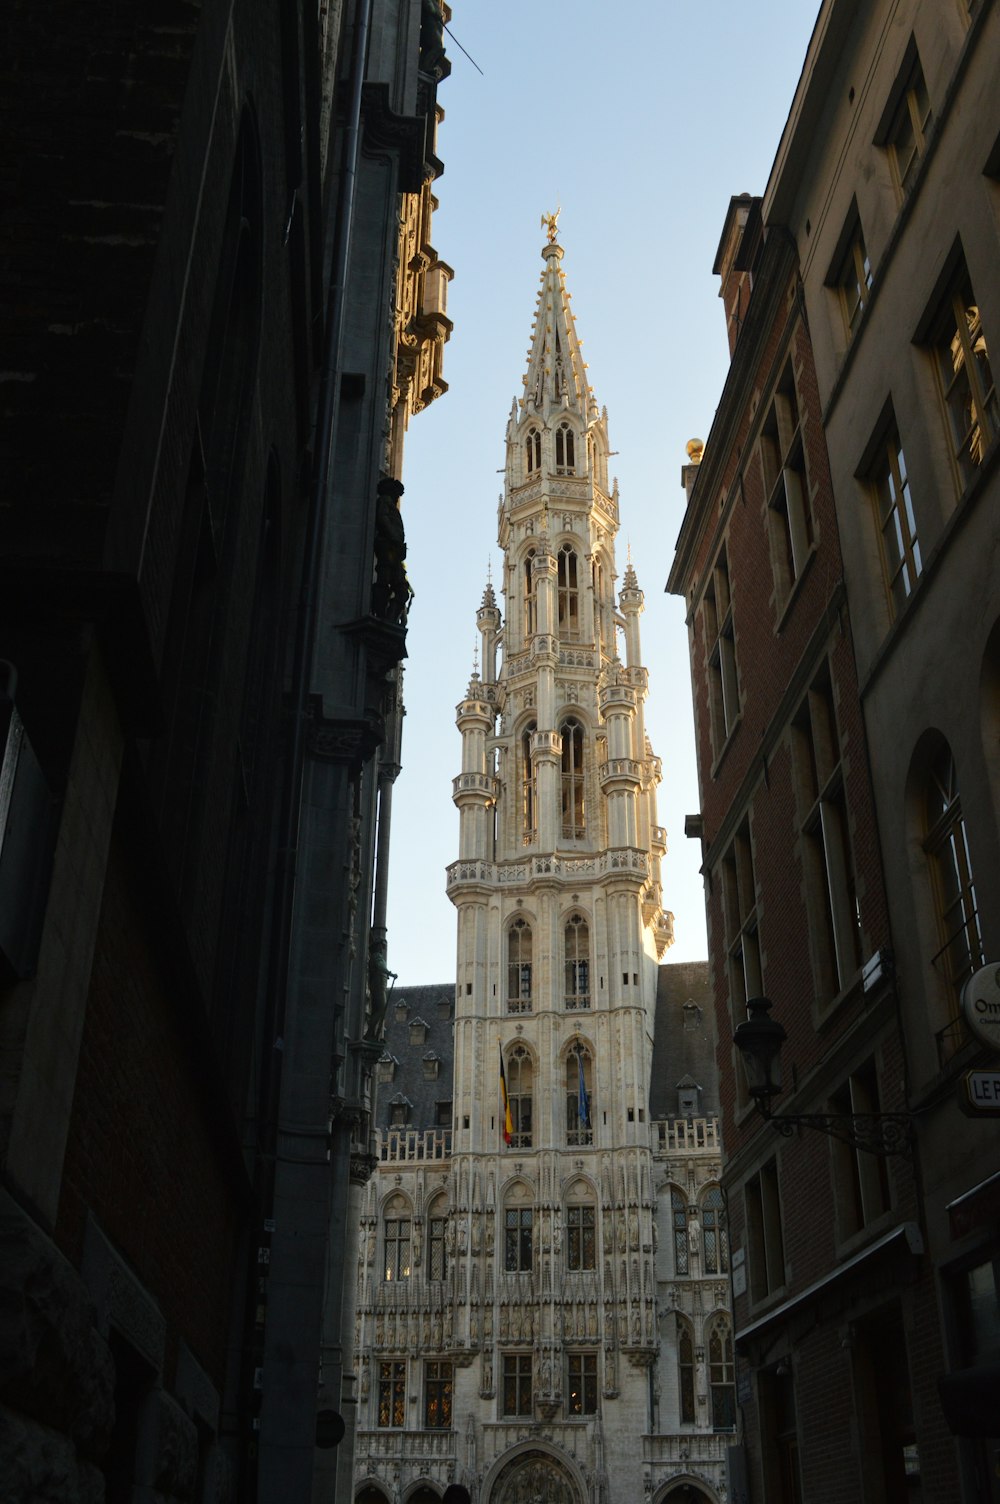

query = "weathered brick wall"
(56, 819), (248, 1391)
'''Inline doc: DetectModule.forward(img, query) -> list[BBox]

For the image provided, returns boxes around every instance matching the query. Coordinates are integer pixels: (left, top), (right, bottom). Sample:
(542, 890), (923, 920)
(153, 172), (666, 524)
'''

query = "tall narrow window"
(377, 1361), (406, 1427)
(925, 743), (983, 1035)
(424, 1360), (453, 1428)
(521, 724), (537, 845)
(383, 1211), (411, 1282)
(702, 1185), (729, 1275)
(502, 1353), (533, 1415)
(592, 554), (611, 656)
(760, 365), (813, 604)
(555, 422), (576, 473)
(704, 548), (740, 755)
(504, 1205), (533, 1271)
(560, 718), (585, 838)
(678, 1322), (695, 1424)
(721, 820), (762, 1014)
(557, 545), (580, 640)
(926, 257), (997, 489)
(506, 1045), (533, 1148)
(523, 550), (537, 639)
(708, 1318), (737, 1431)
(829, 211), (872, 340)
(567, 1352), (597, 1415)
(793, 668), (861, 1000)
(881, 48), (932, 199)
(672, 1189), (689, 1276)
(507, 919), (533, 1012)
(564, 913), (590, 1008)
(746, 1158), (786, 1303)
(525, 427), (541, 474)
(830, 1060), (891, 1238)
(565, 1044), (593, 1146)
(868, 416), (922, 615)
(566, 1202), (596, 1271)
(429, 1208), (448, 1281)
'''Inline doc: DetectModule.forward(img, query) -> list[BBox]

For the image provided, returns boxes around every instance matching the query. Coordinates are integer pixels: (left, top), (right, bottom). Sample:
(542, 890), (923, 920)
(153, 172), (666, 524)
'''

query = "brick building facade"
(668, 2), (1000, 1500)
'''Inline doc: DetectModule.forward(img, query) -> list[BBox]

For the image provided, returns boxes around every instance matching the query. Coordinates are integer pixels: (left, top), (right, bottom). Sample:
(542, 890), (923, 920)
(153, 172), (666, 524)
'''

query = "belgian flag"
(499, 1044), (513, 1146)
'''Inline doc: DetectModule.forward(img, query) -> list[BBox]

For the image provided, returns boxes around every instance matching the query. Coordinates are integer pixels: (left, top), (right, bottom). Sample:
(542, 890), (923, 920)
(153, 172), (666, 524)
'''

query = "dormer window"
(555, 422), (575, 474)
(525, 428), (541, 475)
(409, 1016), (428, 1046)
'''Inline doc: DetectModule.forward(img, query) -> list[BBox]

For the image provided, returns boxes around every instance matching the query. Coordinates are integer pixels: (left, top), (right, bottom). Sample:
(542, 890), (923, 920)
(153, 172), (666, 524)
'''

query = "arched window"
(521, 723), (536, 844)
(708, 1316), (736, 1431)
(383, 1195), (411, 1282)
(924, 742), (982, 1034)
(525, 427), (541, 475)
(506, 1047), (533, 1151)
(565, 1184), (596, 1271)
(428, 1195), (448, 1282)
(564, 912), (590, 1009)
(565, 1043), (593, 1146)
(560, 718), (586, 838)
(555, 421), (576, 473)
(702, 1185), (729, 1274)
(504, 1191), (533, 1272)
(523, 549), (536, 639)
(671, 1189), (689, 1276)
(557, 545), (580, 640)
(678, 1320), (695, 1424)
(507, 918), (533, 1012)
(592, 553), (611, 656)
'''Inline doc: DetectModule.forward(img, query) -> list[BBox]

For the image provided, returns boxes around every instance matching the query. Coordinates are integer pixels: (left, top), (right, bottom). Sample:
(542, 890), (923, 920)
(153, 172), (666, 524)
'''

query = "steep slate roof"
(375, 962), (716, 1132)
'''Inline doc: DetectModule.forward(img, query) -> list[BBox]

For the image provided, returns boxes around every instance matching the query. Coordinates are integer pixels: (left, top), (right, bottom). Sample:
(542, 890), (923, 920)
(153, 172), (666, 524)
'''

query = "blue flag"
(578, 1051), (590, 1129)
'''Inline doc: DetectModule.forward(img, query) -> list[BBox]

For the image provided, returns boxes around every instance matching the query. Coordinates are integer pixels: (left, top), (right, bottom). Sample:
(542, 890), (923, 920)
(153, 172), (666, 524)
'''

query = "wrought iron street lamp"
(733, 996), (912, 1157)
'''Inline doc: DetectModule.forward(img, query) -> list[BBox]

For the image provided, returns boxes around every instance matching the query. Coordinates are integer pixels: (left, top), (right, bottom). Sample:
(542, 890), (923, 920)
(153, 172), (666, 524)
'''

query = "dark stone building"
(0, 2), (451, 1499)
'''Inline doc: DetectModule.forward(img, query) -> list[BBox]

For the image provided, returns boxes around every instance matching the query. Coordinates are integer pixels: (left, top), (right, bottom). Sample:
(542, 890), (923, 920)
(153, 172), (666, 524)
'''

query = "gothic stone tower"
(353, 231), (731, 1504)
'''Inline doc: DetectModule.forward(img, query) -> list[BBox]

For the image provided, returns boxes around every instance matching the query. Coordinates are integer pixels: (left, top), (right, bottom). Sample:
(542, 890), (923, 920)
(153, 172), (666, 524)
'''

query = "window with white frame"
(702, 1185), (729, 1274)
(505, 1044), (533, 1148)
(560, 718), (586, 838)
(507, 918), (533, 1012)
(879, 45), (932, 200)
(704, 547), (740, 755)
(760, 363), (813, 605)
(925, 255), (997, 490)
(564, 912), (590, 1008)
(866, 411), (922, 616)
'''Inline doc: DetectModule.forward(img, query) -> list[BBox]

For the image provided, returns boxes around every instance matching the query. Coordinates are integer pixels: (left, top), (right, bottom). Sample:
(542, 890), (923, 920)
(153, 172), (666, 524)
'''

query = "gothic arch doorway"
(356, 1487), (390, 1504)
(486, 1447), (583, 1504)
(657, 1480), (719, 1504)
(405, 1488), (442, 1504)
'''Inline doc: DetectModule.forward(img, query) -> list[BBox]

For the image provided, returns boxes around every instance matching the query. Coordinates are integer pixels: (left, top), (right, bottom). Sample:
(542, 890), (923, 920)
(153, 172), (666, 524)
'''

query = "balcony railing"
(378, 1128), (452, 1163)
(652, 1117), (719, 1154)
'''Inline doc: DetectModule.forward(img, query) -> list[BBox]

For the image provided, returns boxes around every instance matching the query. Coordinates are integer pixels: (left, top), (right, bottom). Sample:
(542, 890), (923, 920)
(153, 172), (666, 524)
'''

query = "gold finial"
(541, 207), (561, 244)
(686, 438), (705, 465)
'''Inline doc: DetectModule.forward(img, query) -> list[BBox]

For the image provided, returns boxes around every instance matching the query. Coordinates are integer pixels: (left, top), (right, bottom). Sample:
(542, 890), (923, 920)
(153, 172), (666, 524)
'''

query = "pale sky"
(386, 1), (820, 986)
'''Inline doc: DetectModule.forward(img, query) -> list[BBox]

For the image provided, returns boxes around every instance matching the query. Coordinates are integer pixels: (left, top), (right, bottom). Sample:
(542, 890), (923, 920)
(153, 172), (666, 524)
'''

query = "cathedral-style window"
(521, 723), (536, 844)
(672, 1188), (689, 1276)
(507, 918), (533, 1012)
(678, 1321), (696, 1424)
(504, 1206), (533, 1271)
(506, 1044), (533, 1148)
(701, 1185), (729, 1274)
(564, 913), (590, 1009)
(525, 427), (541, 475)
(428, 1196), (448, 1281)
(566, 1202), (596, 1271)
(592, 553), (613, 657)
(383, 1206), (411, 1282)
(377, 1360), (406, 1427)
(555, 421), (576, 473)
(523, 549), (536, 639)
(560, 718), (586, 839)
(565, 1043), (593, 1146)
(708, 1316), (737, 1430)
(557, 545), (580, 640)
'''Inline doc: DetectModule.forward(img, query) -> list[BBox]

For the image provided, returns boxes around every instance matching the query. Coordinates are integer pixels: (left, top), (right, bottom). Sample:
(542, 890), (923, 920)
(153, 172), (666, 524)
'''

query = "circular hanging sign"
(962, 963), (1000, 1054)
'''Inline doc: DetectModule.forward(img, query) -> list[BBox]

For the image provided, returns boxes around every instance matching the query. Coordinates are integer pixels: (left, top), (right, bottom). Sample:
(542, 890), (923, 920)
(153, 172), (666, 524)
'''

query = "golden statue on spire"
(541, 207), (561, 244)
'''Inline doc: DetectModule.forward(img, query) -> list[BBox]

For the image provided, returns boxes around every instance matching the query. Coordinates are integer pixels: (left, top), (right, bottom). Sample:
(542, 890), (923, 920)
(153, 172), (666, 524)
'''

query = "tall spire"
(520, 217), (596, 421)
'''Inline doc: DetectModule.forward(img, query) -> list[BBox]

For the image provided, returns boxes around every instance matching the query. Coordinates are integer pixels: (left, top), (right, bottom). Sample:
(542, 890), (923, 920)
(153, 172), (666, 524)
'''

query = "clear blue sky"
(387, 2), (820, 985)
